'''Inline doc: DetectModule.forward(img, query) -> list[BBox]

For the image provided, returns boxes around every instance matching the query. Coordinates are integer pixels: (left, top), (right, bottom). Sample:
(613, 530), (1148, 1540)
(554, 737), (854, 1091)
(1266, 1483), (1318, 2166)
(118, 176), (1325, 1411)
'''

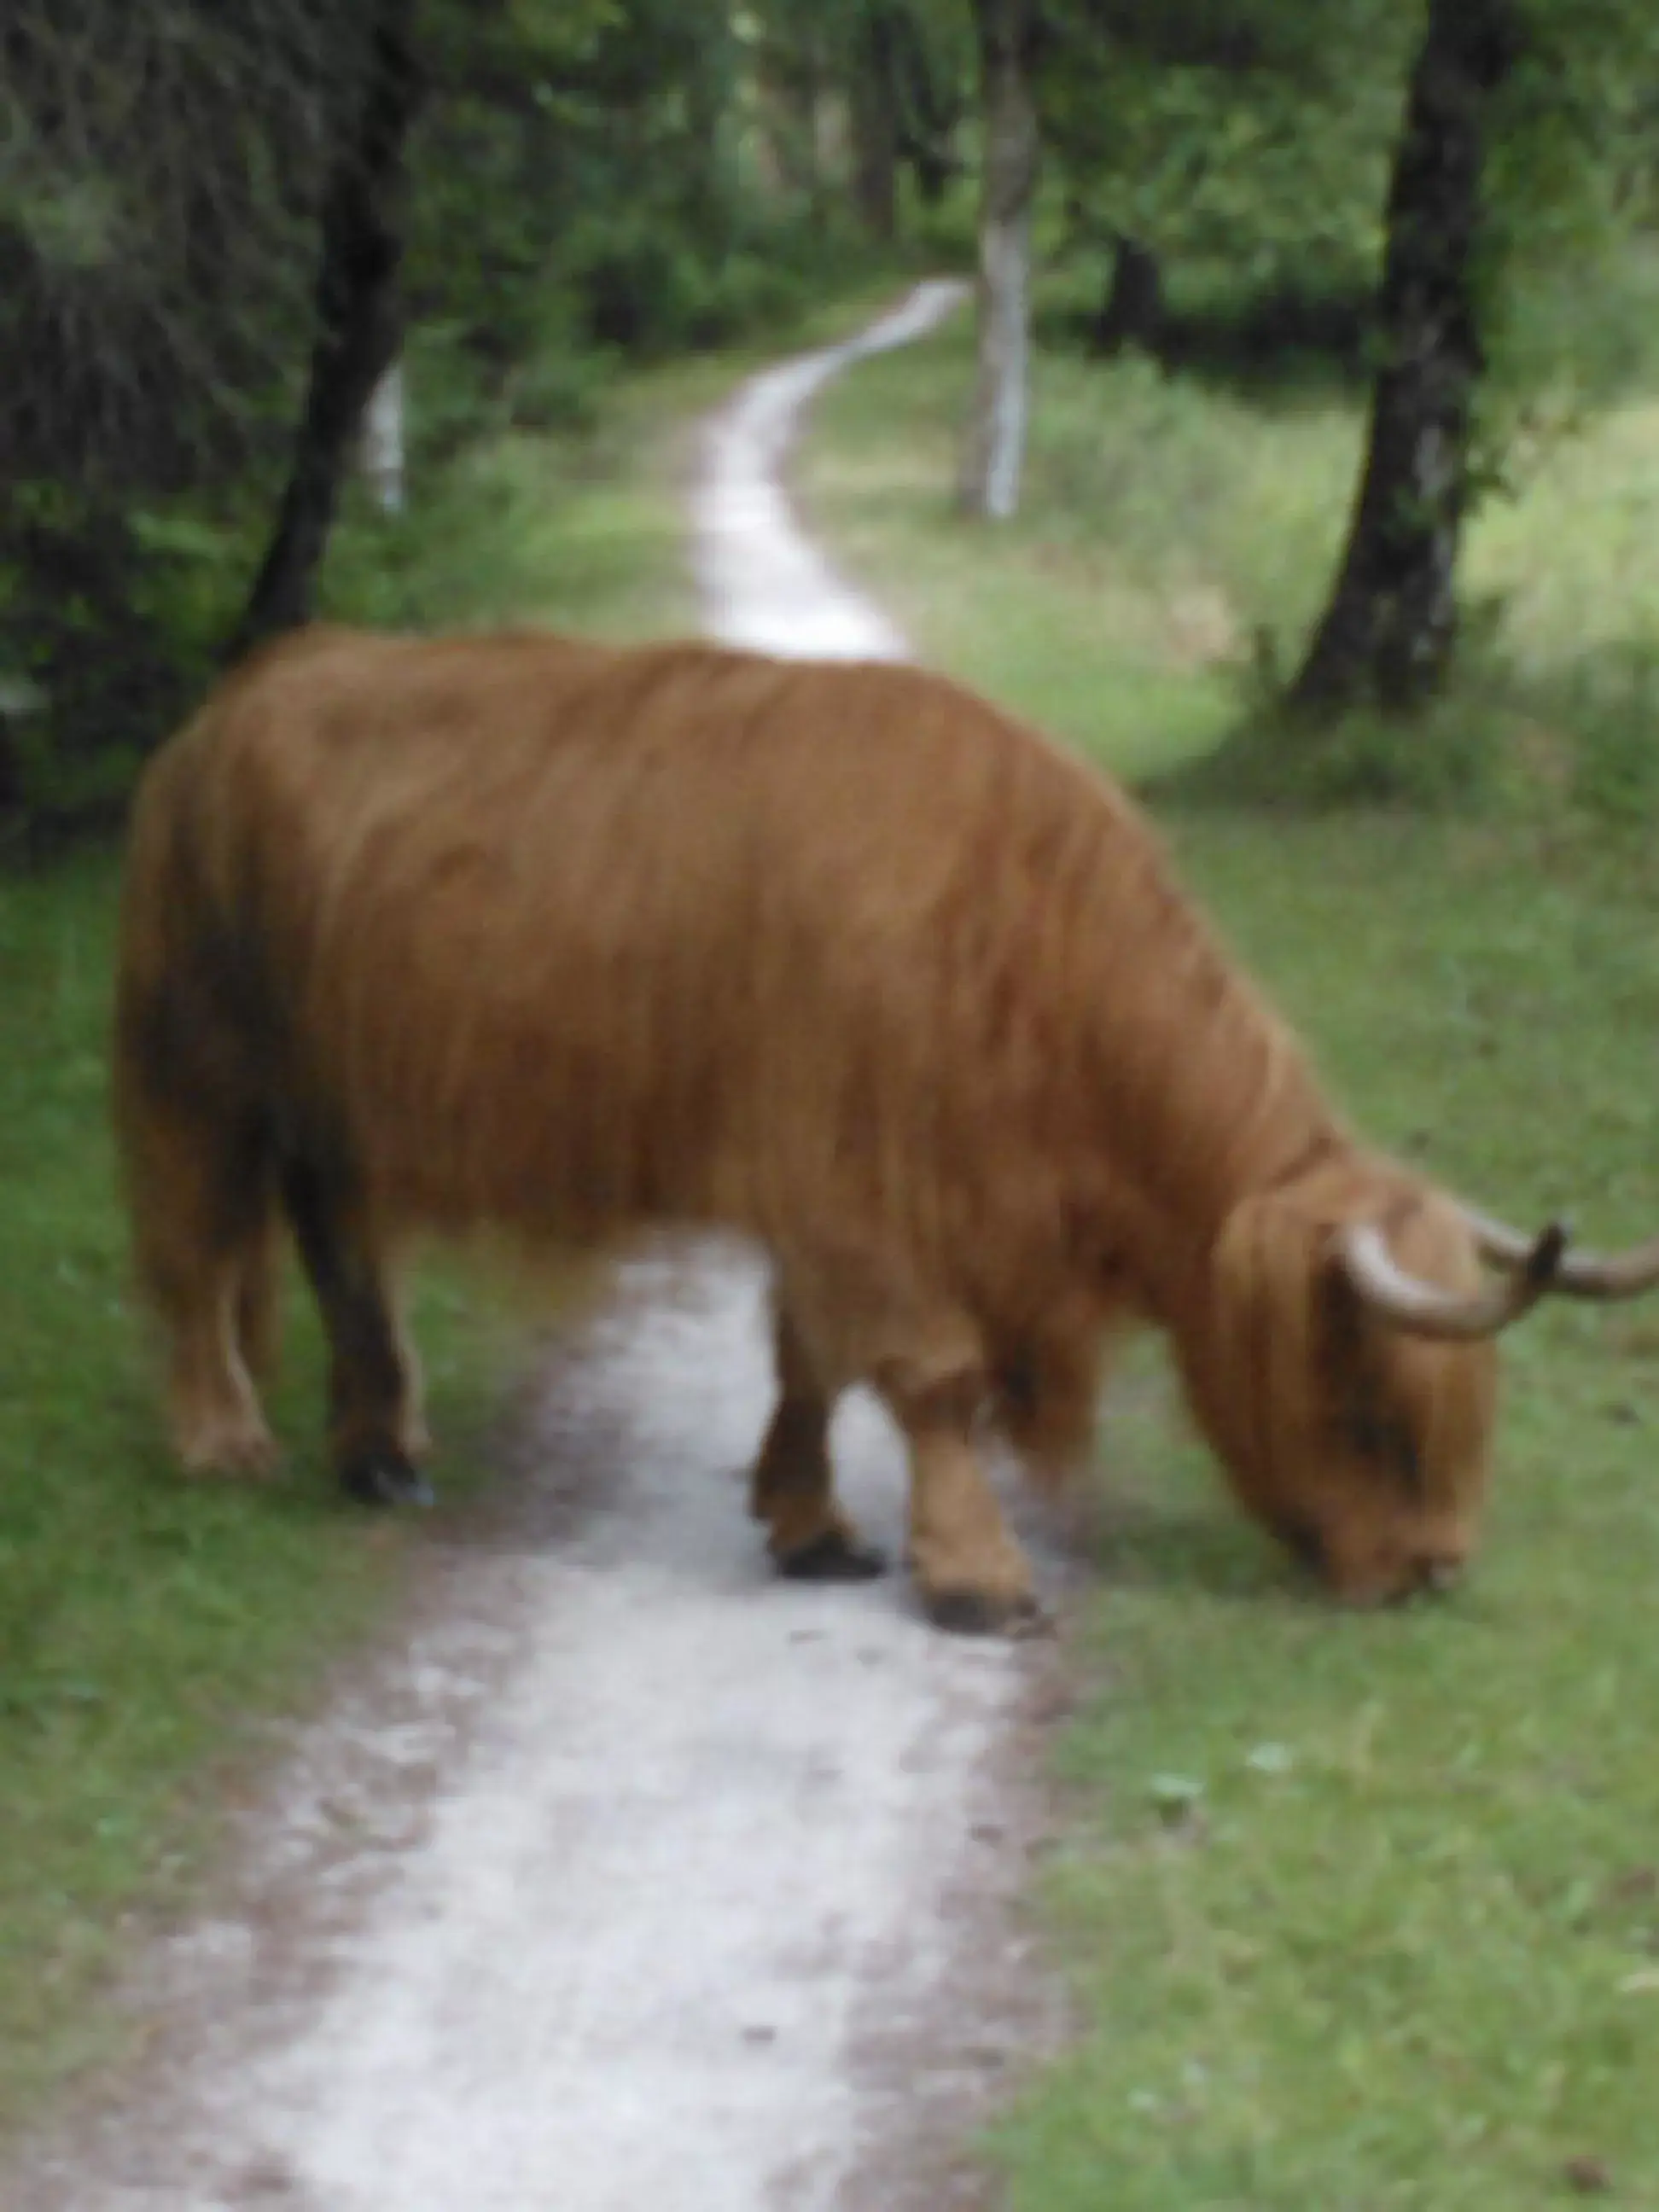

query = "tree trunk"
(958, 0), (1041, 521)
(1090, 234), (1165, 356)
(359, 356), (406, 515)
(850, 5), (900, 242)
(228, 0), (418, 661)
(890, 3), (963, 208)
(1290, 0), (1521, 717)
(900, 131), (954, 208)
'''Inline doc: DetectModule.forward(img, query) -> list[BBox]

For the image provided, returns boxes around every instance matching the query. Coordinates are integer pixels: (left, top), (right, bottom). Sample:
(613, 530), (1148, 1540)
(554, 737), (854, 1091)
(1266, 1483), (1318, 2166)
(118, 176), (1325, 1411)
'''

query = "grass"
(0, 277), (934, 2141)
(801, 276), (1659, 814)
(318, 287), (919, 643)
(800, 275), (1659, 2205)
(0, 319), (805, 2136)
(14, 255), (1659, 2197)
(0, 856), (403, 2116)
(0, 859), (522, 2115)
(998, 830), (1659, 2210)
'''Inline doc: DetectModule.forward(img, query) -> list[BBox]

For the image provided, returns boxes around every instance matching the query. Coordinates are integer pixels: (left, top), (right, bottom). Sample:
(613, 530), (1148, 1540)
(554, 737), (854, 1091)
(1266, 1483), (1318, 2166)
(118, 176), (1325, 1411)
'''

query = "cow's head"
(1173, 1162), (1656, 1606)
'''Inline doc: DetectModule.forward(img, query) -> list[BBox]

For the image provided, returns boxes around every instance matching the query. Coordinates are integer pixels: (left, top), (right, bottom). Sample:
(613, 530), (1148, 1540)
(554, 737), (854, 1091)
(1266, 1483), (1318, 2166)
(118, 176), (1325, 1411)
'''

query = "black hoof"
(777, 1528), (888, 1583)
(340, 1452), (435, 1509)
(925, 1589), (1051, 1639)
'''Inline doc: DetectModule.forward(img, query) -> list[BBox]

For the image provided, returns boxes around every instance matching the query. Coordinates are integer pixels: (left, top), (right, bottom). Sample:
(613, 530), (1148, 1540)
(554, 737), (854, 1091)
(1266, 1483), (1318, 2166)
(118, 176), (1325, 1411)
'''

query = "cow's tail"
(113, 738), (286, 1465)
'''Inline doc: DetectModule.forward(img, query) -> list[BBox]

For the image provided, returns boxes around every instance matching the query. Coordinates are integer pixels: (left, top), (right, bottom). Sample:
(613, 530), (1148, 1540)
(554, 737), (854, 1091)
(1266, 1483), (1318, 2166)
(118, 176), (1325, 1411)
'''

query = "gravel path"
(10, 282), (1072, 2212)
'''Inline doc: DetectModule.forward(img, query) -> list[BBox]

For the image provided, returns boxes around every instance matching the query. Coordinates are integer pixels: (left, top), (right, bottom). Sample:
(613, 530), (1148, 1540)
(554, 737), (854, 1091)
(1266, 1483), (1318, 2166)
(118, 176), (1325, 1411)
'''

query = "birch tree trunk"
(360, 356), (406, 515)
(1290, 0), (1521, 716)
(958, 0), (1040, 521)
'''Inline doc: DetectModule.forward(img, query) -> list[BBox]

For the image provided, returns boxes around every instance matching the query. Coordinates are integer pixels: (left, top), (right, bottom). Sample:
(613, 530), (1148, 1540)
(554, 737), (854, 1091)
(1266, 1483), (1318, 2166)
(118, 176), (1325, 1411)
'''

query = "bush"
(1039, 246), (1380, 390)
(1174, 696), (1503, 814)
(1184, 626), (1659, 830)
(556, 207), (870, 361)
(1547, 642), (1659, 832)
(0, 486), (222, 841)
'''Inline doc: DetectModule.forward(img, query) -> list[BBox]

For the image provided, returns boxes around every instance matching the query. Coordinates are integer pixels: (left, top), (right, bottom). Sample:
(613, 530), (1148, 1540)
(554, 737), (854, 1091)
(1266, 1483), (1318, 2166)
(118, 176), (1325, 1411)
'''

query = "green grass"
(1001, 827), (1659, 2210)
(800, 307), (1357, 776)
(317, 372), (709, 641)
(801, 280), (1659, 814)
(0, 326), (772, 2135)
(0, 857), (428, 2117)
(801, 284), (1659, 2206)
(0, 277), (938, 2141)
(15, 261), (1659, 2196)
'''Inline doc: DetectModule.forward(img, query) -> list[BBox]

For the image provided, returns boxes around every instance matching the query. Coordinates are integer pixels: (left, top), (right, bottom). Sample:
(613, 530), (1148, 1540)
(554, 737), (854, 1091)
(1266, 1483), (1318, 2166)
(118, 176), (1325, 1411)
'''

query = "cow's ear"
(1313, 1243), (1427, 1498)
(1309, 1219), (1371, 1366)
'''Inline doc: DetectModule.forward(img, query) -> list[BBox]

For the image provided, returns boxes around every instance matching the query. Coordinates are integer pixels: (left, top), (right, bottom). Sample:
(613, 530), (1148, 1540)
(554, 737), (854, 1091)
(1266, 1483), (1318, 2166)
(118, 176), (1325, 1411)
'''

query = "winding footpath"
(12, 282), (1068, 2212)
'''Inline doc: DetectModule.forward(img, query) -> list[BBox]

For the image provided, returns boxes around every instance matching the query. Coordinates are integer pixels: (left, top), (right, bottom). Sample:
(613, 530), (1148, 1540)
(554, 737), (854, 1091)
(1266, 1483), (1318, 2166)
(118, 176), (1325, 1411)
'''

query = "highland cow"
(112, 626), (1659, 1633)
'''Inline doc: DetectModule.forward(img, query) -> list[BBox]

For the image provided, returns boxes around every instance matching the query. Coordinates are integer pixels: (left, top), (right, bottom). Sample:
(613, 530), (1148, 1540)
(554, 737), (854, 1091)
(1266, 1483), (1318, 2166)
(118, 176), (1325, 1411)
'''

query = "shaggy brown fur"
(115, 624), (1511, 1627)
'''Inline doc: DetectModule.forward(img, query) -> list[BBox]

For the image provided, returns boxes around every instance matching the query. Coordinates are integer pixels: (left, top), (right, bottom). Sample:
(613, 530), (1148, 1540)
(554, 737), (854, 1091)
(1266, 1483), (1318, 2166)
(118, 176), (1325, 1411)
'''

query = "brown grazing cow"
(112, 626), (1659, 1633)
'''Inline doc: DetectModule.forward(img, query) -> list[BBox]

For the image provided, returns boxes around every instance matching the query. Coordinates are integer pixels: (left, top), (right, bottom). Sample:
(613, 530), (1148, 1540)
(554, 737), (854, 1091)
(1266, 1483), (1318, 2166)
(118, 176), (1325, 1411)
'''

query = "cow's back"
(135, 629), (1115, 1258)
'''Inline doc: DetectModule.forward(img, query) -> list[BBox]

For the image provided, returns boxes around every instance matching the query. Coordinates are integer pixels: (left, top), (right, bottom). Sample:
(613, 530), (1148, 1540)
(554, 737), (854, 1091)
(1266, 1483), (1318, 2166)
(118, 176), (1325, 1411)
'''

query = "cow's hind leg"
(749, 1297), (884, 1580)
(116, 1062), (281, 1480)
(279, 1156), (431, 1507)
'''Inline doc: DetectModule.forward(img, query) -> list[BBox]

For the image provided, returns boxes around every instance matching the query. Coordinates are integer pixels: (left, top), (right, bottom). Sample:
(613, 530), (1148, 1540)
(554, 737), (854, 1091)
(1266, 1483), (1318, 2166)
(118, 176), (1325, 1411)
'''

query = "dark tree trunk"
(1090, 234), (1165, 356)
(228, 0), (418, 662)
(902, 135), (954, 207)
(1290, 0), (1522, 717)
(890, 4), (963, 208)
(958, 0), (1042, 521)
(850, 5), (900, 242)
(797, 55), (830, 234)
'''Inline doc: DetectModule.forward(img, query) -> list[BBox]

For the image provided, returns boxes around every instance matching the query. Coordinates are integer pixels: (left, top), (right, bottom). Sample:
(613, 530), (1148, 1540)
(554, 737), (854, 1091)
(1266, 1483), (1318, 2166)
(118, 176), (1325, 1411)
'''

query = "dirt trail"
(11, 283), (1072, 2212)
(695, 279), (963, 661)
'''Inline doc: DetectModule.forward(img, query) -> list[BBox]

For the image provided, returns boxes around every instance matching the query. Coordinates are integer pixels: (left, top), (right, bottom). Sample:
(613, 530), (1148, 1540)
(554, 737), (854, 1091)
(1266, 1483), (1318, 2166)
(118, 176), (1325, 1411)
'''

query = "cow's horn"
(1463, 1206), (1659, 1301)
(1336, 1219), (1568, 1341)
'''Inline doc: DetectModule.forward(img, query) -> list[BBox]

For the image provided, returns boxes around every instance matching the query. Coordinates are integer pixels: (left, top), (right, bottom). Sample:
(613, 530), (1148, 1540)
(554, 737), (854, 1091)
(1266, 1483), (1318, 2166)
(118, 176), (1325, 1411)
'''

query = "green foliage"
(743, 0), (975, 224)
(556, 203), (844, 358)
(0, 486), (205, 842)
(903, 167), (981, 266)
(0, 3), (365, 832)
(504, 335), (612, 438)
(1040, 0), (1659, 698)
(409, 0), (799, 372)
(317, 361), (713, 639)
(1041, 0), (1418, 295)
(0, 0), (915, 846)
(0, 2), (348, 492)
(7, 0), (1654, 839)
(1463, 3), (1659, 489)
(1484, 1), (1659, 274)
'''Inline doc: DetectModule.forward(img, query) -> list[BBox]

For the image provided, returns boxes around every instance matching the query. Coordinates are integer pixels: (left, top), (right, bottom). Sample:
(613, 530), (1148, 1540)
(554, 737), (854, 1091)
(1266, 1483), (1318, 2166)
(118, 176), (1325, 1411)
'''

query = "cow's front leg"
(749, 1298), (885, 1581)
(883, 1365), (1045, 1637)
